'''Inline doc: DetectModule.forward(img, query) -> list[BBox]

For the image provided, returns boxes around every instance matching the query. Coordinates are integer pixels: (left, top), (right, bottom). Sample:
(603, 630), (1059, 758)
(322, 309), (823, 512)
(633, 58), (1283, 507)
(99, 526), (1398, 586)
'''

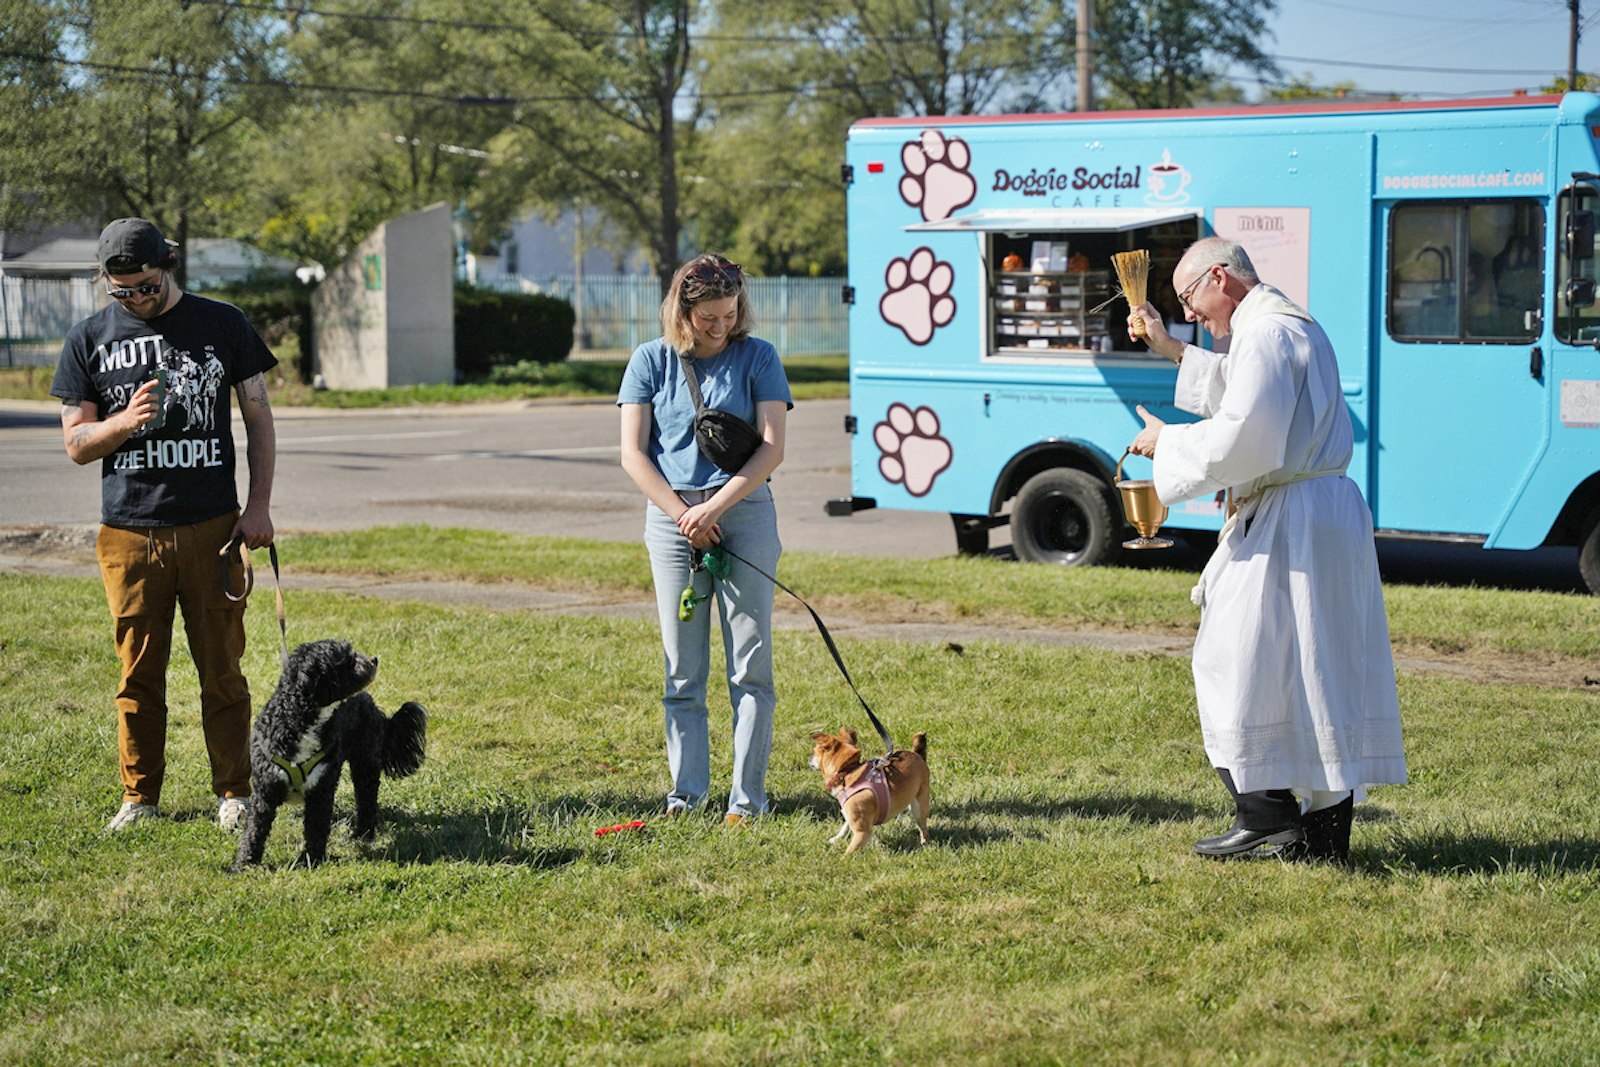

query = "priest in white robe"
(1127, 237), (1407, 862)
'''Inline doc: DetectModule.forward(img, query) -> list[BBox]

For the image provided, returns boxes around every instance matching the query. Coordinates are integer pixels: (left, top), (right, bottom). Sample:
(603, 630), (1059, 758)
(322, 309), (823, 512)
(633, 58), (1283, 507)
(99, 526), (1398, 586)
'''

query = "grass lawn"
(0, 355), (850, 407)
(3, 533), (1599, 1064)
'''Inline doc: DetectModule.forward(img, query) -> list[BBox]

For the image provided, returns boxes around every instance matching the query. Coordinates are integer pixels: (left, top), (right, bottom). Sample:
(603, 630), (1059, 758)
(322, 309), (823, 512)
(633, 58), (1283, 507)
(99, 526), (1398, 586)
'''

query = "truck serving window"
(1388, 200), (1543, 344)
(1557, 185), (1600, 344)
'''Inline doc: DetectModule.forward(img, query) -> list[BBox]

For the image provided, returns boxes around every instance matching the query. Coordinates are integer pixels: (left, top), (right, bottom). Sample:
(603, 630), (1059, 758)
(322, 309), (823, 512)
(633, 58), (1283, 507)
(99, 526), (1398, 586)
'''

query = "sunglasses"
(686, 260), (742, 285)
(105, 281), (164, 299)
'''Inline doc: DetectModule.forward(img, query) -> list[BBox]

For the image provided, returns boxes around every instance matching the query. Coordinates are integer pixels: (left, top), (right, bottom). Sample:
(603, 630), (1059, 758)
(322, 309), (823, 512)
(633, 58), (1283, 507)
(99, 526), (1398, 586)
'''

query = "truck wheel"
(952, 513), (990, 556)
(1011, 468), (1119, 567)
(1581, 513), (1600, 595)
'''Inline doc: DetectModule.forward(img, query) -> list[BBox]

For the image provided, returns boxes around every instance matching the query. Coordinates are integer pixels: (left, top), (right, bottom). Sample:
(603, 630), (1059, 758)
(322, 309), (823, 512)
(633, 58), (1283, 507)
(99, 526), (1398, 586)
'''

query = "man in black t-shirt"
(52, 218), (278, 834)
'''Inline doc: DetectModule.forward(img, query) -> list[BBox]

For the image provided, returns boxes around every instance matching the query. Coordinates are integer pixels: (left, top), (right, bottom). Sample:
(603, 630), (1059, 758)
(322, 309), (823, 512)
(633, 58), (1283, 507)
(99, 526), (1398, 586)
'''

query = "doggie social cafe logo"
(990, 147), (1192, 207)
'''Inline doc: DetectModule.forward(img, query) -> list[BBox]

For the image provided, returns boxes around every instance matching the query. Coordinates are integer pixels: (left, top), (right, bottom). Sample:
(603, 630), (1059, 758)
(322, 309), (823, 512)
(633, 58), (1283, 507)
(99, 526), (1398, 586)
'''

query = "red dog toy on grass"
(594, 820), (646, 837)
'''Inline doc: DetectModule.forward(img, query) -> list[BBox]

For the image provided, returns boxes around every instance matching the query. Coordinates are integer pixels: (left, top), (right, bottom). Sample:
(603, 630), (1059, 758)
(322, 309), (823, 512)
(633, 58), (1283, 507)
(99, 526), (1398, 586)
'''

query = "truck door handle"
(1530, 346), (1543, 381)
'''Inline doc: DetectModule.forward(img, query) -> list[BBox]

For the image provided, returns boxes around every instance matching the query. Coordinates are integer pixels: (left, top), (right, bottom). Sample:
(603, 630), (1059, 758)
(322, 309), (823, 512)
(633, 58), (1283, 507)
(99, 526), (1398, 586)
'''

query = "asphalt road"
(0, 395), (1587, 593)
(0, 396), (967, 559)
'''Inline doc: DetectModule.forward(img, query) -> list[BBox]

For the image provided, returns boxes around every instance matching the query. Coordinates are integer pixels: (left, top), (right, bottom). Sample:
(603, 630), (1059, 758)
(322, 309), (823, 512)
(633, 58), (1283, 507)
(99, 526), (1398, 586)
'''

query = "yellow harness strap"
(271, 751), (328, 791)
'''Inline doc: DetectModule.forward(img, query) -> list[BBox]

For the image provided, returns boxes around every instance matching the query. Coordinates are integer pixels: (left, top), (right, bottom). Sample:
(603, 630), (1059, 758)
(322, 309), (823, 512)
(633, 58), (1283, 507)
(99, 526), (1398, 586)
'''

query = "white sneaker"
(217, 797), (249, 832)
(106, 801), (159, 832)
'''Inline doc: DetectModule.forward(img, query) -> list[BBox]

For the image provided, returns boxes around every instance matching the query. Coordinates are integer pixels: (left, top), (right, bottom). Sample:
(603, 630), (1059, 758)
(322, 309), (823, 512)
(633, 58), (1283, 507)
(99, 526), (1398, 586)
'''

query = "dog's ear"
(840, 726), (858, 744)
(811, 732), (832, 744)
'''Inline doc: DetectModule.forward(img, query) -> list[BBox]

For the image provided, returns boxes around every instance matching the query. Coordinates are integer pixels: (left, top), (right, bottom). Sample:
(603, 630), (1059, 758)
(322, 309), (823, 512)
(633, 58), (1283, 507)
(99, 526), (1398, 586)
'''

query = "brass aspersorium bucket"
(1115, 449), (1174, 550)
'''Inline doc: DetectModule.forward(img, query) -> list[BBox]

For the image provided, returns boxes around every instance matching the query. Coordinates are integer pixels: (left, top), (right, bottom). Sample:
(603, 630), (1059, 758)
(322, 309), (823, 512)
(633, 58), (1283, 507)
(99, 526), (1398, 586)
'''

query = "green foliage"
(2, 0), (291, 287)
(4, 553), (1600, 1062)
(203, 277), (316, 382)
(454, 284), (576, 378)
(1093, 0), (1281, 111)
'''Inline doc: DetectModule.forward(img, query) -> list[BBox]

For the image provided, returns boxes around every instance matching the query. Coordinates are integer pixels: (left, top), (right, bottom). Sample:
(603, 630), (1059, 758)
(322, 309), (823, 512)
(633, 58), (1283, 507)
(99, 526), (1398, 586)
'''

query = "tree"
(477, 0), (707, 294)
(692, 0), (1071, 275)
(239, 0), (512, 272)
(0, 0), (291, 287)
(1092, 0), (1280, 111)
(708, 0), (1070, 120)
(0, 1), (86, 231)
(1266, 74), (1365, 102)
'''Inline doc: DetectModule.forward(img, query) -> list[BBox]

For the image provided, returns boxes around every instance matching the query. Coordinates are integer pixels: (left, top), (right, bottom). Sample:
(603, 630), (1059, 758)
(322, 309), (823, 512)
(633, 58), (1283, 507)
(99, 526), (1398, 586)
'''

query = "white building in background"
(0, 230), (299, 290)
(465, 205), (650, 288)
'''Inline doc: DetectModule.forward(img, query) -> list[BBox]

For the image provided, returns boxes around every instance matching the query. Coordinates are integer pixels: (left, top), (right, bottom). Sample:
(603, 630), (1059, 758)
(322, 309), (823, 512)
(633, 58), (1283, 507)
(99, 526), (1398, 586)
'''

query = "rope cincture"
(220, 534), (288, 672)
(704, 542), (896, 758)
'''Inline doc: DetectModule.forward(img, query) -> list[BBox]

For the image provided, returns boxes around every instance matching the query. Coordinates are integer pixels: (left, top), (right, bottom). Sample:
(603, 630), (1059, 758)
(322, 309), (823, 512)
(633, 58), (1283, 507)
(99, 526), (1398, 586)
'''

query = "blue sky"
(1244, 0), (1592, 99)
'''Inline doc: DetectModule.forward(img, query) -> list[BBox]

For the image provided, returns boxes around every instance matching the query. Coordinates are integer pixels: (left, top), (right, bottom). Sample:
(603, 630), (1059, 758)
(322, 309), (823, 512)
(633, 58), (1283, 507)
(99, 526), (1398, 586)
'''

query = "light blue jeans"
(644, 484), (781, 817)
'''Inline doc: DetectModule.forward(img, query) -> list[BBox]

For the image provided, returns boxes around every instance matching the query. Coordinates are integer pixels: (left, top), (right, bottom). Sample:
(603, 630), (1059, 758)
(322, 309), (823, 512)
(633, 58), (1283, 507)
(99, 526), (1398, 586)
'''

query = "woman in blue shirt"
(618, 255), (793, 825)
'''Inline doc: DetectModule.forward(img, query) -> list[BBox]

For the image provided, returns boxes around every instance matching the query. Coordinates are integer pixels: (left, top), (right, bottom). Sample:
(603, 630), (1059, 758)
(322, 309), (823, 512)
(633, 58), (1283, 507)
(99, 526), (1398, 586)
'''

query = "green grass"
(280, 525), (1600, 665)
(0, 356), (850, 407)
(3, 536), (1600, 1063)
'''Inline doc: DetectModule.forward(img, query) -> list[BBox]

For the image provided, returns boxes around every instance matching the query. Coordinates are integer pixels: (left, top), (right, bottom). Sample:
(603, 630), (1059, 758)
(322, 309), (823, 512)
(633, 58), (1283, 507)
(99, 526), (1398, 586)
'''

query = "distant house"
(469, 205), (650, 288)
(0, 229), (299, 289)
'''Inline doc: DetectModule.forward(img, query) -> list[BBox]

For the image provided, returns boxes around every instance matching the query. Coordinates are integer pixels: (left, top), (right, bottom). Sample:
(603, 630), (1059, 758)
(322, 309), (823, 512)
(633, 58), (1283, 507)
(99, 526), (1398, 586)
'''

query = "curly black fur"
(232, 639), (427, 870)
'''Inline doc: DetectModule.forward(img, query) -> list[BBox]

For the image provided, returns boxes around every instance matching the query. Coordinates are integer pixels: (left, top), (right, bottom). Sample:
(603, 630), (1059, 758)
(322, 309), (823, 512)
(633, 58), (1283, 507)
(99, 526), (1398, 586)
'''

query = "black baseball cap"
(98, 218), (178, 274)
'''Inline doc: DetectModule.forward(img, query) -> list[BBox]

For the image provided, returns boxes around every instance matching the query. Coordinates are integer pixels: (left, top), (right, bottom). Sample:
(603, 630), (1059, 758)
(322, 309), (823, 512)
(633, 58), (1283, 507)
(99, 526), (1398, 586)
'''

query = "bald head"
(1175, 238), (1259, 289)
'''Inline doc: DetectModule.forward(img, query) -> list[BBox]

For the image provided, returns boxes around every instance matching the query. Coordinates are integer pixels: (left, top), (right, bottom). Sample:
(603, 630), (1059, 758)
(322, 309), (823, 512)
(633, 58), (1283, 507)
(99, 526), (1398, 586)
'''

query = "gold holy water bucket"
(1115, 449), (1174, 550)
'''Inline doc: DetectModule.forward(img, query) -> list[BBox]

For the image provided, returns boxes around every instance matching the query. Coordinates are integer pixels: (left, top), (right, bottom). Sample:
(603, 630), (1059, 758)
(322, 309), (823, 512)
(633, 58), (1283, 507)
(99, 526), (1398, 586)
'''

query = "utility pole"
(1572, 0), (1581, 91)
(1076, 0), (1094, 111)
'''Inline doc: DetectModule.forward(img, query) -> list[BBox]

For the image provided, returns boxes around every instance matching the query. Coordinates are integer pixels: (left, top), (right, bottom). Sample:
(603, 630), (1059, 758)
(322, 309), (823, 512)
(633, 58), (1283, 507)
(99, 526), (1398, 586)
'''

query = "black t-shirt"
(51, 292), (277, 527)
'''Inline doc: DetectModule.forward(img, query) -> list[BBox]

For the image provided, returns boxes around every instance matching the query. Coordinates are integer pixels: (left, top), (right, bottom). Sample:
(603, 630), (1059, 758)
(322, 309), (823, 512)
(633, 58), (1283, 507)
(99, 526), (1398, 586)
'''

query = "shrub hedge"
(204, 278), (577, 384)
(454, 285), (575, 378)
(203, 276), (315, 382)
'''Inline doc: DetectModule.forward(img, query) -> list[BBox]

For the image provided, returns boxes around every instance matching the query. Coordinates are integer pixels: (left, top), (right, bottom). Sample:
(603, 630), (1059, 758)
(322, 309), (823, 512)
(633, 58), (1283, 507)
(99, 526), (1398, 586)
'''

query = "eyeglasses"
(105, 281), (164, 299)
(1176, 264), (1223, 311)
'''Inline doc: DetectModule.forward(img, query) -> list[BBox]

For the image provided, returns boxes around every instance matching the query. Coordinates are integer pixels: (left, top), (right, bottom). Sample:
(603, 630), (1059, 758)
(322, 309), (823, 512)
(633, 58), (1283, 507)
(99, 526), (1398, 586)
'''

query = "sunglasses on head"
(686, 260), (742, 285)
(105, 281), (164, 299)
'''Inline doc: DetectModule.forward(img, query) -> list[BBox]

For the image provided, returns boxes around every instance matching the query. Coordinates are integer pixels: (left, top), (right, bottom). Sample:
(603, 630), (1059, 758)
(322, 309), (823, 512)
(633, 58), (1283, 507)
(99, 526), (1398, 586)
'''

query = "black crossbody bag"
(677, 349), (763, 473)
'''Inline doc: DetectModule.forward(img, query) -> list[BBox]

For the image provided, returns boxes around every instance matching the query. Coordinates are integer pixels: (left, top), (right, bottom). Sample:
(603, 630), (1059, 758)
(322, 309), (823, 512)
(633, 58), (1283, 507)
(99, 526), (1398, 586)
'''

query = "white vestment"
(1155, 284), (1407, 795)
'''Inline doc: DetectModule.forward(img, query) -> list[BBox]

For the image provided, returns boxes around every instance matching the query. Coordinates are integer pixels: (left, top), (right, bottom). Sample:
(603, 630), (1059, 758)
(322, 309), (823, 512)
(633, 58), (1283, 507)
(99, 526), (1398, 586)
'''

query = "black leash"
(709, 543), (895, 757)
(221, 535), (288, 672)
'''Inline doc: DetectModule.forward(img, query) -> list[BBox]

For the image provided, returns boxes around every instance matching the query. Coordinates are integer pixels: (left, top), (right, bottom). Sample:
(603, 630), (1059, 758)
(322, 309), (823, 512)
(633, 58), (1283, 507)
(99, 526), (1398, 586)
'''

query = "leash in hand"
(220, 534), (288, 672)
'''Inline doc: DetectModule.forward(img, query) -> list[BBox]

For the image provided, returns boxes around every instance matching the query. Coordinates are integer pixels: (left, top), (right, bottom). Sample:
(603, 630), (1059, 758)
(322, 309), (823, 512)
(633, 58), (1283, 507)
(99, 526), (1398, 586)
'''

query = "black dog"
(232, 639), (427, 870)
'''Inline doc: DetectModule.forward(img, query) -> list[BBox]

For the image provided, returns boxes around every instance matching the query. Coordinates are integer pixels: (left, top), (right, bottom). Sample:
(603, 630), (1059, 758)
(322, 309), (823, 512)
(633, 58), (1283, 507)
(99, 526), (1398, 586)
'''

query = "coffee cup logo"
(1146, 149), (1192, 204)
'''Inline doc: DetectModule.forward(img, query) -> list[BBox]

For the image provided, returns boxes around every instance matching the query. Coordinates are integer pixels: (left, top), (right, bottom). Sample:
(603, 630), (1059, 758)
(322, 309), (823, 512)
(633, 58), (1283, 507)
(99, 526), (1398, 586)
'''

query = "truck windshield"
(1389, 199), (1544, 343)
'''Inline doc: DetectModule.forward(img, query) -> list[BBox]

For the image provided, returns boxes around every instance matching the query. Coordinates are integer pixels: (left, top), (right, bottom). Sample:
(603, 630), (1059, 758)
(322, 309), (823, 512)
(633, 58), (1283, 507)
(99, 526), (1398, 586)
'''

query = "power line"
(1270, 52), (1567, 77)
(0, 47), (930, 108)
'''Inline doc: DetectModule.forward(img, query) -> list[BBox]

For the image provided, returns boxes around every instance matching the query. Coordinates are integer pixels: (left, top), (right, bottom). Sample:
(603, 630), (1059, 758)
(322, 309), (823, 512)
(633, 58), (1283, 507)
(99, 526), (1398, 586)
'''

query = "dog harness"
(831, 758), (892, 826)
(271, 750), (327, 792)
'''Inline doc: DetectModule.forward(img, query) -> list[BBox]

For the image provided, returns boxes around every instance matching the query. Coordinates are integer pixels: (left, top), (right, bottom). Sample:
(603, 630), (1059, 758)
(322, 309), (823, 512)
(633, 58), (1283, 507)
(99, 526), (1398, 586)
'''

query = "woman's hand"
(676, 501), (723, 548)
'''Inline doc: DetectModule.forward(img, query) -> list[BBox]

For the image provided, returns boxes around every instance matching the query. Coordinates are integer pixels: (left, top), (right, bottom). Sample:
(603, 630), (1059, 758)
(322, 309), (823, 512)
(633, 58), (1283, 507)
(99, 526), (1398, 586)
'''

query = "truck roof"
(850, 93), (1569, 130)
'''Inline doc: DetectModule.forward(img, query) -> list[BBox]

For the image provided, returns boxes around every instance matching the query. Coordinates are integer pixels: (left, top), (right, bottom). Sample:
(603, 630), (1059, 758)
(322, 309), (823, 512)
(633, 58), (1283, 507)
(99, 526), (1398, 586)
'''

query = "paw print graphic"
(879, 247), (956, 346)
(900, 129), (977, 223)
(874, 403), (953, 498)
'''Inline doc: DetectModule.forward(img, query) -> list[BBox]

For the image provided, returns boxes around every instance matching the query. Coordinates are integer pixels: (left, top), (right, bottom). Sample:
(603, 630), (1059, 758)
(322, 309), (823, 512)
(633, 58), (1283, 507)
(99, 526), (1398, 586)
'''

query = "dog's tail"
(912, 731), (927, 761)
(381, 701), (428, 778)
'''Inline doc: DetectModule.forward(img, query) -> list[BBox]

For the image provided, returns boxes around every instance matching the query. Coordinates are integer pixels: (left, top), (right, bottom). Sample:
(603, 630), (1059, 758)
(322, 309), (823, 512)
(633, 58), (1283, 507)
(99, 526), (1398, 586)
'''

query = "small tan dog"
(809, 726), (930, 854)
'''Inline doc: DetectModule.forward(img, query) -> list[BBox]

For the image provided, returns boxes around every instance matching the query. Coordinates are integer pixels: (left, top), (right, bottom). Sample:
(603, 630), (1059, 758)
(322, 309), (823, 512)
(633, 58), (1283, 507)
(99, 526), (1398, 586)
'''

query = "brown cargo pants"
(94, 511), (253, 806)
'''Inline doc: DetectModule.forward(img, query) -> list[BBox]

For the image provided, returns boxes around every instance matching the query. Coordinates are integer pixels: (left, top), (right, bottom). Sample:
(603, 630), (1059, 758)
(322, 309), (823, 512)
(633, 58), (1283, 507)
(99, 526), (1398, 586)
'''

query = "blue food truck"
(830, 93), (1600, 593)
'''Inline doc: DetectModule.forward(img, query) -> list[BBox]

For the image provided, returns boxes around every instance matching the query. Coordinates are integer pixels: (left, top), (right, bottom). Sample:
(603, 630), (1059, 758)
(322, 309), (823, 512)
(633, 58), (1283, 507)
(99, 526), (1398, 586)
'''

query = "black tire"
(952, 513), (990, 556)
(1010, 468), (1120, 567)
(1580, 511), (1600, 595)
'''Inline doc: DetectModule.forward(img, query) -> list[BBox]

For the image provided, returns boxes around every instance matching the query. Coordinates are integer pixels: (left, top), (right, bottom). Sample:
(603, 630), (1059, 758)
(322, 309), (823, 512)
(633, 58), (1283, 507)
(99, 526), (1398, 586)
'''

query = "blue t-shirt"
(618, 336), (793, 491)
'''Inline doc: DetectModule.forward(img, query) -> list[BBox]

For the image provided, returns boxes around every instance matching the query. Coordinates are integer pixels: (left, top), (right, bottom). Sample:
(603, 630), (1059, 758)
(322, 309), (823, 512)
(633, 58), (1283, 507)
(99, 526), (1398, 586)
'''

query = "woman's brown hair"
(661, 253), (754, 353)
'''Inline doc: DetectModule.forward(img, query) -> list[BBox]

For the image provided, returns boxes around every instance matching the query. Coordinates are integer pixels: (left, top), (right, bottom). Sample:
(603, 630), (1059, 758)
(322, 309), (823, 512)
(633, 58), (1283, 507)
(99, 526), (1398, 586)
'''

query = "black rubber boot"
(1195, 768), (1304, 859)
(1293, 795), (1353, 863)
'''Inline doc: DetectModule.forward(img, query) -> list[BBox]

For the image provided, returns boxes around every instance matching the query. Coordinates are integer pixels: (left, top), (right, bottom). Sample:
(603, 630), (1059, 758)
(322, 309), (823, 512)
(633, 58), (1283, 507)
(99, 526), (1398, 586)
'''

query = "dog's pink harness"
(833, 759), (891, 826)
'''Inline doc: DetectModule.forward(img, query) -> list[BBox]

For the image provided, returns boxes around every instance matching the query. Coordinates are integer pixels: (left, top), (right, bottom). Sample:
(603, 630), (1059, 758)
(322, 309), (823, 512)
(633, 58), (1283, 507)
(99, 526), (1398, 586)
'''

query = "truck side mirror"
(1568, 277), (1596, 308)
(1568, 210), (1595, 259)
